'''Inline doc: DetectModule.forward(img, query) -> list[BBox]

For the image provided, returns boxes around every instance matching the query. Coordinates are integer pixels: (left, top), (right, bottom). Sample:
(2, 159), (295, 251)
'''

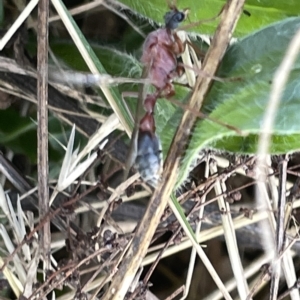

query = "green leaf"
(51, 40), (145, 117)
(0, 110), (36, 144)
(50, 41), (141, 78)
(0, 109), (38, 162)
(174, 17), (300, 187)
(170, 193), (198, 242)
(48, 5), (300, 191)
(0, 0), (3, 26)
(0, 109), (69, 162)
(119, 0), (300, 36)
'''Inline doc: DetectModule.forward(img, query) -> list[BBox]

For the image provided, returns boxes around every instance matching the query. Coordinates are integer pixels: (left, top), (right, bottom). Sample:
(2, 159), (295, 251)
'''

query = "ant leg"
(179, 4), (225, 32)
(120, 91), (138, 125)
(156, 27), (186, 57)
(172, 31), (186, 54)
(159, 34), (185, 57)
(174, 64), (185, 77)
(177, 62), (243, 83)
(166, 97), (243, 135)
(161, 31), (201, 88)
(122, 90), (143, 182)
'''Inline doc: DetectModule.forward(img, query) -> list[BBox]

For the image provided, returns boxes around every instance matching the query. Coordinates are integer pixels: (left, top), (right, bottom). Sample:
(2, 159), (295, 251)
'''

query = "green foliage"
(0, 109), (84, 165)
(0, 109), (37, 161)
(175, 17), (300, 186)
(0, 1), (3, 26)
(51, 9), (300, 189)
(51, 41), (141, 78)
(8, 1), (300, 188)
(120, 0), (300, 36)
(54, 0), (135, 134)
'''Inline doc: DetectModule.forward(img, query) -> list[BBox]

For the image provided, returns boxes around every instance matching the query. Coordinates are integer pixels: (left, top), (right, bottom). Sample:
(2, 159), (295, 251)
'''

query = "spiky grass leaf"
(0, 224), (27, 284)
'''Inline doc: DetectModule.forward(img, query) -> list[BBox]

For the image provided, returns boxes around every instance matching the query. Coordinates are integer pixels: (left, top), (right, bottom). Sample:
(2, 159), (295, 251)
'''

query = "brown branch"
(37, 0), (50, 270)
(102, 0), (245, 299)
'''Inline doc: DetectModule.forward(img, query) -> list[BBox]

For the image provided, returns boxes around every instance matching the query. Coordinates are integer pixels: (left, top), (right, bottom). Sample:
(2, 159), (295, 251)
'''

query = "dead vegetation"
(0, 1), (300, 300)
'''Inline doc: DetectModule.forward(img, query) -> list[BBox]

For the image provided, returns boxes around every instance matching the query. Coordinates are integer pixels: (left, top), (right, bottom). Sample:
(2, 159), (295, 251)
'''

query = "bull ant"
(132, 5), (190, 187)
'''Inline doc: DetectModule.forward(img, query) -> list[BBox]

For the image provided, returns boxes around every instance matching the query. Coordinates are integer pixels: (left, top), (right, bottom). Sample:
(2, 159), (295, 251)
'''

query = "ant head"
(164, 8), (189, 30)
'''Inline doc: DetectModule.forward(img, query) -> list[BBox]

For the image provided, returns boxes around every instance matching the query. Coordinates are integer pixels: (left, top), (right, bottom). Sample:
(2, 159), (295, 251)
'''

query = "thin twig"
(37, 0), (50, 271)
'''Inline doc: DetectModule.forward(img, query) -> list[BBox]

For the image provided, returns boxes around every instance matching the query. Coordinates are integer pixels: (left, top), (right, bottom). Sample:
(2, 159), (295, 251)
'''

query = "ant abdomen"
(135, 131), (163, 188)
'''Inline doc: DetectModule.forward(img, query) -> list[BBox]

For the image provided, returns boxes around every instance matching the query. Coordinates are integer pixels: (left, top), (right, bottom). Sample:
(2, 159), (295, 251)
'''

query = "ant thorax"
(140, 29), (178, 94)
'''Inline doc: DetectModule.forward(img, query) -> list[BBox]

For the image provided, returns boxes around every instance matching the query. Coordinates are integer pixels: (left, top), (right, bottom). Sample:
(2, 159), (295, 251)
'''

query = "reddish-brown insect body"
(134, 6), (188, 187)
(140, 7), (187, 98)
(141, 29), (183, 97)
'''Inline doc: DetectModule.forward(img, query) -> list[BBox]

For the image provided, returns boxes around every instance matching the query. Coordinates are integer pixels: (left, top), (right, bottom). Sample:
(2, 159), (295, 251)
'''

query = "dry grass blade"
(0, 225), (26, 283)
(0, 0), (38, 50)
(180, 159), (209, 300)
(210, 159), (250, 299)
(168, 197), (233, 299)
(50, 125), (99, 205)
(205, 252), (274, 300)
(0, 183), (39, 298)
(141, 198), (300, 266)
(50, 114), (119, 204)
(33, 0), (105, 26)
(51, 0), (133, 136)
(0, 256), (23, 297)
(102, 1), (245, 299)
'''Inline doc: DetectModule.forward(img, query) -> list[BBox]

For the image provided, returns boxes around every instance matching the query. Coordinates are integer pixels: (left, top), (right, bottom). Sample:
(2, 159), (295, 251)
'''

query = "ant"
(133, 5), (191, 187)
